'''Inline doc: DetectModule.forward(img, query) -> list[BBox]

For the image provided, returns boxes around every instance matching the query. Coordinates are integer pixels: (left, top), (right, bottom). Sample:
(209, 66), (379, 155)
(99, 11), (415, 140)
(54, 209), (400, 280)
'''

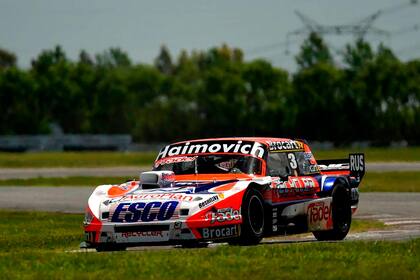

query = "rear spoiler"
(317, 153), (365, 181)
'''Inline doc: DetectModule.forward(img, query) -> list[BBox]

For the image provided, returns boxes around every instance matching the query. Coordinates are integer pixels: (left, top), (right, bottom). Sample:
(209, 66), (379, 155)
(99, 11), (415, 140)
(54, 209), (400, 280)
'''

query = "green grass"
(0, 176), (130, 187)
(0, 211), (83, 253)
(361, 171), (420, 192)
(0, 151), (156, 168)
(350, 219), (386, 232)
(0, 171), (418, 193)
(0, 212), (415, 279)
(0, 147), (418, 168)
(312, 146), (420, 162)
(1, 211), (417, 279)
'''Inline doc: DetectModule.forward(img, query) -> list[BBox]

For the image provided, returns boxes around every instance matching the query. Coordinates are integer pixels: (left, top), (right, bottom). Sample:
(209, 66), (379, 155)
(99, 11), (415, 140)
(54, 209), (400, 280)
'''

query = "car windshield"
(154, 154), (262, 175)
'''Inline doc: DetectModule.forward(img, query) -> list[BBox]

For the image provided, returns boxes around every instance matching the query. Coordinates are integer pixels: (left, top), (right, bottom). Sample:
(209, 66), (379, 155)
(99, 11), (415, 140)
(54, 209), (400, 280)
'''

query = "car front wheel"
(230, 188), (265, 245)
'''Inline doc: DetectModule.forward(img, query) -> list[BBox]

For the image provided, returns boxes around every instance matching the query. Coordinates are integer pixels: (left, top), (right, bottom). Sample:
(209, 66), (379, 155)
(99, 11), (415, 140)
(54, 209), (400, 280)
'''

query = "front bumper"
(84, 219), (241, 248)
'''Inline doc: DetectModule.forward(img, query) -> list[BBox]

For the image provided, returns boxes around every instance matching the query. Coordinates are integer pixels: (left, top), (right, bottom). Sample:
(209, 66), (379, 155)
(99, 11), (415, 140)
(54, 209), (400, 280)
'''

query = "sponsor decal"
(318, 163), (349, 170)
(121, 231), (163, 238)
(349, 154), (364, 172)
(199, 225), (240, 239)
(114, 181), (138, 191)
(273, 177), (316, 197)
(349, 153), (365, 179)
(205, 208), (241, 224)
(308, 201), (331, 224)
(161, 172), (175, 182)
(111, 201), (179, 223)
(154, 156), (197, 168)
(304, 152), (313, 160)
(122, 193), (194, 202)
(309, 165), (320, 173)
(156, 140), (266, 160)
(274, 177), (315, 189)
(267, 140), (304, 152)
(305, 152), (317, 165)
(198, 195), (219, 209)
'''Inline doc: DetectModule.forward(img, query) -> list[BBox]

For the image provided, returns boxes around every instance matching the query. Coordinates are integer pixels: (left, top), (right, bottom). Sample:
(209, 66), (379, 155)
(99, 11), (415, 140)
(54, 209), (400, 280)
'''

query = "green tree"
(95, 48), (131, 68)
(242, 59), (291, 136)
(0, 47), (17, 69)
(292, 63), (343, 141)
(342, 39), (374, 71)
(295, 32), (333, 69)
(0, 68), (47, 134)
(154, 45), (174, 75)
(30, 46), (91, 133)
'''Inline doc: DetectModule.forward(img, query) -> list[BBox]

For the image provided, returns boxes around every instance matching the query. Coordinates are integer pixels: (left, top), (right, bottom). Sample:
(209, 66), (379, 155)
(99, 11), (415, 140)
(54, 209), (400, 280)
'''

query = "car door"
(267, 151), (318, 202)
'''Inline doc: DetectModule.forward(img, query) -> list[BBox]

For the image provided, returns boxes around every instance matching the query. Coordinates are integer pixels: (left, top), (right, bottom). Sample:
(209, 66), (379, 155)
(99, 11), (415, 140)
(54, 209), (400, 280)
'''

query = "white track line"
(384, 220), (420, 226)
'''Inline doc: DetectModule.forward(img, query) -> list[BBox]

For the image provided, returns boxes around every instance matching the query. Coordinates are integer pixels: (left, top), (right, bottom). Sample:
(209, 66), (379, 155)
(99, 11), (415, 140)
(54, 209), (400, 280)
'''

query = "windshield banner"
(156, 140), (267, 160)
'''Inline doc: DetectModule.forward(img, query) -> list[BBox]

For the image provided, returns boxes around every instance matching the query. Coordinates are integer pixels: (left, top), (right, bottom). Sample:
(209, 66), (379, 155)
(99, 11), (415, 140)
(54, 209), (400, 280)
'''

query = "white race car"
(83, 137), (364, 251)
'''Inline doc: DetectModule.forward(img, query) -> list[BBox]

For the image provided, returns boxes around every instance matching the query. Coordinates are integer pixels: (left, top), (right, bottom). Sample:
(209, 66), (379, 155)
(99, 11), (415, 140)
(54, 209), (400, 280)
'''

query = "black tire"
(230, 188), (265, 245)
(95, 244), (127, 252)
(313, 183), (351, 241)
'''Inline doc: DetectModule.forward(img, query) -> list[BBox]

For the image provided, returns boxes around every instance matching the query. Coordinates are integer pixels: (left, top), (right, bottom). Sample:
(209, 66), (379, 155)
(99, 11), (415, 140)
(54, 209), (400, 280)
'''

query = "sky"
(0, 0), (419, 71)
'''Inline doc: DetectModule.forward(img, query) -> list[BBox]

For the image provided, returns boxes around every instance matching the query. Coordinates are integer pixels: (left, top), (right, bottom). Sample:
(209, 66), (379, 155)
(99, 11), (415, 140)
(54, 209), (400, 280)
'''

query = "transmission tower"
(287, 10), (388, 41)
(286, 0), (418, 54)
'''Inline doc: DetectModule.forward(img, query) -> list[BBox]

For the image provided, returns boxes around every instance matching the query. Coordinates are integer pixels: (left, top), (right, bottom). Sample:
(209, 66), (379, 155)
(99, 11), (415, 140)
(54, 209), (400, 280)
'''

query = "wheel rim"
(248, 195), (264, 234)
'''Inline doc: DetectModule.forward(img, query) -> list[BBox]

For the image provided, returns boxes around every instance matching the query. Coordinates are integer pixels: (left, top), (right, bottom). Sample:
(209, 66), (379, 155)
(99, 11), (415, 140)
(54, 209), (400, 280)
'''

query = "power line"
(245, 1), (420, 63)
(287, 10), (388, 41)
(391, 23), (420, 36)
(246, 39), (298, 56)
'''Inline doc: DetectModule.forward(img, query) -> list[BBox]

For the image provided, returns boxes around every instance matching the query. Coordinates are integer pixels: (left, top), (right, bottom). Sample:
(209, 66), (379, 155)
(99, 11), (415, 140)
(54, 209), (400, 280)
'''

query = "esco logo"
(111, 201), (179, 223)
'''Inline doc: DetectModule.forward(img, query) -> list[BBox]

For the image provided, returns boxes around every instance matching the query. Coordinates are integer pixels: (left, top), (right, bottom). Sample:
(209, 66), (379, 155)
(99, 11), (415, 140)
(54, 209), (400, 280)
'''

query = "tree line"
(0, 33), (419, 144)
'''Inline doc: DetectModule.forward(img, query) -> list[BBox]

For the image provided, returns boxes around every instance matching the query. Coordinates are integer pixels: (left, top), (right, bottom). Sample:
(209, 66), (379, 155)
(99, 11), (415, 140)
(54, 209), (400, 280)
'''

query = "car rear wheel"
(230, 188), (265, 245)
(313, 183), (351, 241)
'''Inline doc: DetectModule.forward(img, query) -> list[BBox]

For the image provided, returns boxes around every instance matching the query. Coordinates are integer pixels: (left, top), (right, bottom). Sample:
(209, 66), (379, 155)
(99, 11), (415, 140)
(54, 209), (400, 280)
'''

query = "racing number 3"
(288, 153), (297, 169)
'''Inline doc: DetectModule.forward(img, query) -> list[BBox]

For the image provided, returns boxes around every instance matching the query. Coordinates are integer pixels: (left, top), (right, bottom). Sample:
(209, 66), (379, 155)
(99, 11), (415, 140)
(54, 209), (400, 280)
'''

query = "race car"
(83, 137), (365, 251)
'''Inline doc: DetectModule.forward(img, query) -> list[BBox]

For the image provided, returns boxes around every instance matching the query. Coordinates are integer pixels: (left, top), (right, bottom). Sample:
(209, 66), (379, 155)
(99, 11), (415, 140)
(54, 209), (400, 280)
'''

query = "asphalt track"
(0, 161), (419, 247)
(0, 162), (419, 179)
(1, 187), (420, 246)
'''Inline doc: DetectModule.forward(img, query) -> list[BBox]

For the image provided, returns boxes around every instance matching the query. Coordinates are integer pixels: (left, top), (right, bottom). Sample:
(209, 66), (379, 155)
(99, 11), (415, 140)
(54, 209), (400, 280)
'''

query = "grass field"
(0, 176), (129, 187)
(0, 147), (418, 168)
(0, 211), (418, 279)
(0, 151), (156, 168)
(362, 171), (420, 192)
(1, 171), (418, 192)
(312, 146), (420, 162)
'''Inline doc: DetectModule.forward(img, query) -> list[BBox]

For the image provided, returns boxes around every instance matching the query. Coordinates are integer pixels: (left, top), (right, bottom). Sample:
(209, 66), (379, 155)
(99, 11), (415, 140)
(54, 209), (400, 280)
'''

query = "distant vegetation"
(0, 33), (418, 144)
(0, 147), (418, 168)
